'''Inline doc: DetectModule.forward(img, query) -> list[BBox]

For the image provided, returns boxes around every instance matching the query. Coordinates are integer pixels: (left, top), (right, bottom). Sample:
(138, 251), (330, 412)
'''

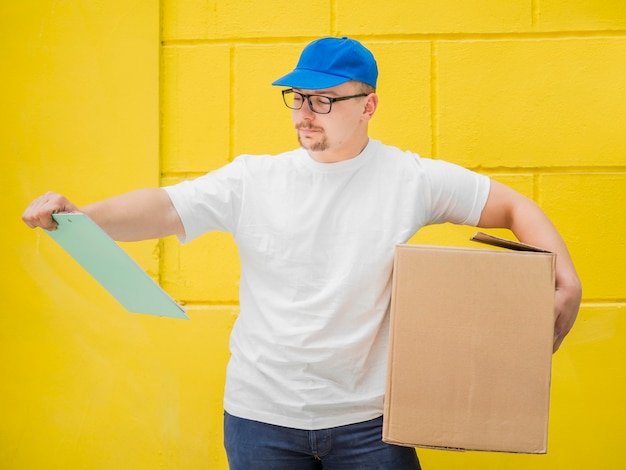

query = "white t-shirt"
(163, 139), (490, 430)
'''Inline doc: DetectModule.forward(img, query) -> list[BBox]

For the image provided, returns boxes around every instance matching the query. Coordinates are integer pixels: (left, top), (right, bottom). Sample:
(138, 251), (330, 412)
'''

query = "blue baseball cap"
(272, 37), (378, 90)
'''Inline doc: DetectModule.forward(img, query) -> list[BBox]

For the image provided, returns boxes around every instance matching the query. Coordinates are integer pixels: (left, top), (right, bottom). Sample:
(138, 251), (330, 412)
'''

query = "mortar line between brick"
(161, 166), (626, 179)
(329, 0), (337, 34)
(531, 0), (539, 28)
(158, 5), (165, 287)
(173, 300), (626, 309)
(472, 166), (626, 174)
(533, 173), (541, 205)
(430, 41), (439, 159)
(229, 45), (236, 162)
(161, 31), (626, 47)
(580, 300), (626, 307)
(179, 301), (241, 308)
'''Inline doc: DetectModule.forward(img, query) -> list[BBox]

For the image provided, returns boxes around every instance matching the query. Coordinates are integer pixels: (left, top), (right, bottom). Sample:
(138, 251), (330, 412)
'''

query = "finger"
(21, 193), (72, 230)
(22, 208), (58, 231)
(39, 210), (60, 231)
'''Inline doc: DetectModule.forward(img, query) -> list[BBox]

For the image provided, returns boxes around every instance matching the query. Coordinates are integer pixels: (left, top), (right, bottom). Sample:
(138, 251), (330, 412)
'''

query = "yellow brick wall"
(2, 1), (625, 469)
(161, 1), (626, 468)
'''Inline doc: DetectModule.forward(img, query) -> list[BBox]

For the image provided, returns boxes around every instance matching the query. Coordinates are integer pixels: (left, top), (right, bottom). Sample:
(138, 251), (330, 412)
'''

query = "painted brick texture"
(161, 1), (626, 468)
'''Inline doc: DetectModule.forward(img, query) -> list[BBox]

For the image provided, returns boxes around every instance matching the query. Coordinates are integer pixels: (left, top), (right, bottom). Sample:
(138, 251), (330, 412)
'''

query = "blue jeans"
(224, 412), (421, 469)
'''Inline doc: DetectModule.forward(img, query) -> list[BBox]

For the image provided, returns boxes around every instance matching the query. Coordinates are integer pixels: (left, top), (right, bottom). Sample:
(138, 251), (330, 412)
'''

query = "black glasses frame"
(281, 88), (368, 114)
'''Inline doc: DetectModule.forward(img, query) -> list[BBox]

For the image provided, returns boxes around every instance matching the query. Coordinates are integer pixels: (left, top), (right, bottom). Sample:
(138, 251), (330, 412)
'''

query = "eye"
(312, 95), (332, 106)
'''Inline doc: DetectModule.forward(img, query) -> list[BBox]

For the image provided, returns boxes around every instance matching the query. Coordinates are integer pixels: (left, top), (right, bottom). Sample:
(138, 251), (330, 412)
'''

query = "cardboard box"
(383, 233), (556, 454)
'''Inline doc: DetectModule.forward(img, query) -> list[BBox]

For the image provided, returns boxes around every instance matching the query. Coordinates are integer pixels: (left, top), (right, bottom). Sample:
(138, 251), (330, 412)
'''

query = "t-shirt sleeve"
(420, 157), (491, 227)
(162, 157), (245, 244)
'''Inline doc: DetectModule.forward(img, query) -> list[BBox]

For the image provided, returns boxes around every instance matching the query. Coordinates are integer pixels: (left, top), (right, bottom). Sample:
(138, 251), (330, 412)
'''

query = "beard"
(296, 123), (328, 152)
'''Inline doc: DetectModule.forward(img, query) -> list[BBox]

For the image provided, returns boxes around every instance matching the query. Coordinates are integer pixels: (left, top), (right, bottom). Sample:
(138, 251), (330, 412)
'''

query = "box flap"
(471, 232), (552, 253)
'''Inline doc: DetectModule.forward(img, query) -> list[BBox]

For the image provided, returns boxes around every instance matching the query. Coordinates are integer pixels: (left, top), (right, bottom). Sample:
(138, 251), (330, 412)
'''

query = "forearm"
(479, 181), (580, 287)
(478, 180), (582, 351)
(507, 202), (580, 292)
(80, 188), (184, 242)
(509, 201), (582, 351)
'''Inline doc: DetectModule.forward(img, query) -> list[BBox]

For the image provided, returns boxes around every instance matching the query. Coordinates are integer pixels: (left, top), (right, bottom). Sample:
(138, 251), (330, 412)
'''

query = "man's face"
(291, 81), (371, 157)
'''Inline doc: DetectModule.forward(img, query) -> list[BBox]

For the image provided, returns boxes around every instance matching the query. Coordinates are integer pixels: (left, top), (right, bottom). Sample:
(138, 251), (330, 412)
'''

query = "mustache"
(296, 123), (323, 131)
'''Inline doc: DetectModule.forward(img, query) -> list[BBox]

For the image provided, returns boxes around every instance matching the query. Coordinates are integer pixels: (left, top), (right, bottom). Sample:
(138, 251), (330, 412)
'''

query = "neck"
(306, 136), (370, 163)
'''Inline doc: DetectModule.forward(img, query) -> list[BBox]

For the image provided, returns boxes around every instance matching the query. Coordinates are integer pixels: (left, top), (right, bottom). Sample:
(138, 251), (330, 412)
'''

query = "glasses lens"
(309, 95), (332, 114)
(283, 90), (302, 109)
(282, 91), (332, 114)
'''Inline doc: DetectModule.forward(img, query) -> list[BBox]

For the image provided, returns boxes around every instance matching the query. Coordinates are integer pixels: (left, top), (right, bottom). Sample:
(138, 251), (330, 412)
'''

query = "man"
(22, 37), (581, 469)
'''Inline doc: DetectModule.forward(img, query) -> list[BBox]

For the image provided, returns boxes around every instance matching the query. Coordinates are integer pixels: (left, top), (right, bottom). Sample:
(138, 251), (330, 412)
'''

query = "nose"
(294, 100), (316, 120)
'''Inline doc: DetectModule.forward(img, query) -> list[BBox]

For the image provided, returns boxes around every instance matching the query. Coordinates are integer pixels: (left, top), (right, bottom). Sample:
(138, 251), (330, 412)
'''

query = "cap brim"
(271, 69), (351, 90)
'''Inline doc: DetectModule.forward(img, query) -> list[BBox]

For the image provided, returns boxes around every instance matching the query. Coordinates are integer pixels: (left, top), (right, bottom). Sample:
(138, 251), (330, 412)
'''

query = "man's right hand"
(21, 192), (80, 231)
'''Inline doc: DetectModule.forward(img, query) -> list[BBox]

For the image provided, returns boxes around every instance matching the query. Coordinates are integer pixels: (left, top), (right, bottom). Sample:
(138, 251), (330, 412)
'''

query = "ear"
(362, 93), (378, 121)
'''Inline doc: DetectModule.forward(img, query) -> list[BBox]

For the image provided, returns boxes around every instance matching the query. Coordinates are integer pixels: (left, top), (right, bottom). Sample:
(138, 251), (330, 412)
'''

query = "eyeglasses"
(281, 88), (368, 114)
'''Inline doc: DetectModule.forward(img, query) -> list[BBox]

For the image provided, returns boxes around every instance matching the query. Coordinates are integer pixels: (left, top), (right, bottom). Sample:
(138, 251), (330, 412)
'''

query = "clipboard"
(46, 213), (188, 319)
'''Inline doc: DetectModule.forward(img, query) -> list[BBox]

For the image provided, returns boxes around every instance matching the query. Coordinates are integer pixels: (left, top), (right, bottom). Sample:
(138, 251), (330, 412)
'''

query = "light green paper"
(47, 213), (188, 320)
